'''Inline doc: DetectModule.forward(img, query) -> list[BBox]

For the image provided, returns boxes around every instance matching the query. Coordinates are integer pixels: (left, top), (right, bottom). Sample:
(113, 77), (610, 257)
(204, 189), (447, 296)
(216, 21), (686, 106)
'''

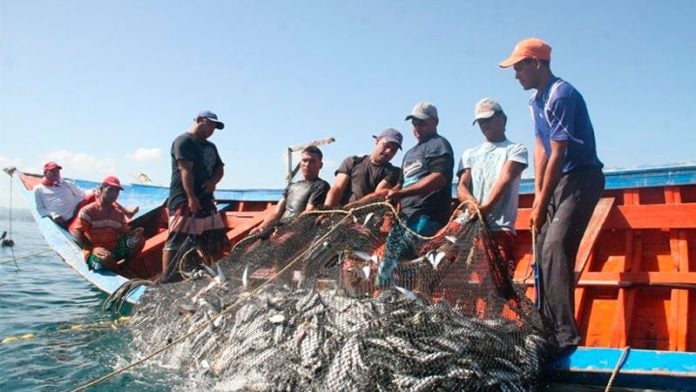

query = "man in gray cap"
(387, 102), (454, 234)
(324, 128), (403, 208)
(161, 110), (227, 281)
(378, 102), (454, 288)
(456, 98), (528, 273)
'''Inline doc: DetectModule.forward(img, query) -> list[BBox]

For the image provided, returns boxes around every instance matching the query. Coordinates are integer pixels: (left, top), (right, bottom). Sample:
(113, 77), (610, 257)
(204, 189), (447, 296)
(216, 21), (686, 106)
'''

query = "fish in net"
(129, 200), (553, 390)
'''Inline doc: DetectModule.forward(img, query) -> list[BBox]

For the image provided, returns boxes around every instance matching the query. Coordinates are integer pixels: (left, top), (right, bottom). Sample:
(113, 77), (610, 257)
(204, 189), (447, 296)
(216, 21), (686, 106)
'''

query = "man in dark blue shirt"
(378, 102), (454, 287)
(500, 38), (605, 357)
(388, 102), (454, 235)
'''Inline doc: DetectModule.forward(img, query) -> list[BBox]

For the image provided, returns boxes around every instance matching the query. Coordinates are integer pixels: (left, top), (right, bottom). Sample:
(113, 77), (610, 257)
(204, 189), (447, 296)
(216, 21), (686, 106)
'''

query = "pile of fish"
(129, 263), (549, 391)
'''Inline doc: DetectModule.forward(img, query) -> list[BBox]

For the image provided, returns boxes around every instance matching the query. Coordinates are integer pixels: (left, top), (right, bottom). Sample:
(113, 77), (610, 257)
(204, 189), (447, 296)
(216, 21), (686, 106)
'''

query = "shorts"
(86, 234), (138, 271)
(163, 204), (228, 255)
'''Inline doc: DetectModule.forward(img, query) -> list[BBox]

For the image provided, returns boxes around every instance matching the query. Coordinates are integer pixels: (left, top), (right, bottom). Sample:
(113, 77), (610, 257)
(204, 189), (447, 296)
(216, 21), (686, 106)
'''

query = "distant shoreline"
(0, 207), (34, 222)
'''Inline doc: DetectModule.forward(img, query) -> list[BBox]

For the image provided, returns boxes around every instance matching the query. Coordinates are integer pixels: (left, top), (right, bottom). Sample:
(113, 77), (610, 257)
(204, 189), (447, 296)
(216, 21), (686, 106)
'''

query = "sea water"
(0, 219), (175, 391)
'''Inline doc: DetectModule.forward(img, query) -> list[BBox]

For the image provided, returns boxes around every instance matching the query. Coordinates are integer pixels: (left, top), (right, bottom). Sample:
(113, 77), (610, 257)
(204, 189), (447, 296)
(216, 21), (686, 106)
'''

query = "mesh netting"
(130, 200), (552, 391)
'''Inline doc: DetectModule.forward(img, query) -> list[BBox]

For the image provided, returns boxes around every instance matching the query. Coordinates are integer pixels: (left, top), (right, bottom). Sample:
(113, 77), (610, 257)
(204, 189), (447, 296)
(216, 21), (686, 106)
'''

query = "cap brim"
(405, 114), (429, 121)
(472, 111), (496, 125)
(498, 55), (525, 68)
(213, 121), (224, 130)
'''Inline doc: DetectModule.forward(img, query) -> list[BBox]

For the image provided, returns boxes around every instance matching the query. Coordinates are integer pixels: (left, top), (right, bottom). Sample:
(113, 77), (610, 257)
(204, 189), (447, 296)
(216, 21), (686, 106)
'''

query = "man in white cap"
(324, 129), (402, 208)
(162, 110), (227, 281)
(500, 38), (604, 357)
(456, 98), (528, 272)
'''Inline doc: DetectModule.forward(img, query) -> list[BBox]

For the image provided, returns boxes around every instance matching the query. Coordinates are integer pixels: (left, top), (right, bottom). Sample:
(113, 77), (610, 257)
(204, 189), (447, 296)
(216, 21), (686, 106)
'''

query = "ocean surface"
(0, 219), (175, 392)
(0, 217), (665, 392)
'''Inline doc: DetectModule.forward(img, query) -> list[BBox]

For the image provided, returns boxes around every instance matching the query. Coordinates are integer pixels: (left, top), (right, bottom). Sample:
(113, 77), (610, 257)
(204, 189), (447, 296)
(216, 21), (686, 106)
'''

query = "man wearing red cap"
(500, 38), (604, 357)
(34, 161), (92, 228)
(70, 176), (144, 273)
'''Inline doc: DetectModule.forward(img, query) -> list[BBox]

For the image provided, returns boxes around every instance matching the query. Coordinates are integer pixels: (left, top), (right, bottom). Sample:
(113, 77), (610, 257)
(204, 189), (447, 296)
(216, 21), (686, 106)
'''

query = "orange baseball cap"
(498, 38), (551, 68)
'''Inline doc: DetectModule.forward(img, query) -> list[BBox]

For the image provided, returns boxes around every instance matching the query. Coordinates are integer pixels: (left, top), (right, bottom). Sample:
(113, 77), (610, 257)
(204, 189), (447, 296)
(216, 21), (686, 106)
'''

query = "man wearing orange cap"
(71, 176), (144, 273)
(500, 38), (604, 357)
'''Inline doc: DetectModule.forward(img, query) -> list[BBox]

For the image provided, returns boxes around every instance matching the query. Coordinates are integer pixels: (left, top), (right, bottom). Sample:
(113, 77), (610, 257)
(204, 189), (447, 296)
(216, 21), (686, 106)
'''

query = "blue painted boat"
(9, 171), (272, 304)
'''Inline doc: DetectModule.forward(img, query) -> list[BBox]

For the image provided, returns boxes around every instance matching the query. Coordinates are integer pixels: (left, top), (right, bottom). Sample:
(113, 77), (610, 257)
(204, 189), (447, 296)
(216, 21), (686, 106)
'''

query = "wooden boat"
(510, 163), (696, 389)
(10, 170), (276, 304)
(9, 163), (696, 389)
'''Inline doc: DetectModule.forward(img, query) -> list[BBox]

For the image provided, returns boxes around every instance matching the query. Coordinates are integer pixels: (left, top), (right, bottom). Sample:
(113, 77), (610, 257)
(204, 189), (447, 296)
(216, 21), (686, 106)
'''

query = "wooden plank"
(669, 227), (690, 351)
(516, 204), (696, 231)
(575, 197), (615, 281)
(521, 271), (696, 286)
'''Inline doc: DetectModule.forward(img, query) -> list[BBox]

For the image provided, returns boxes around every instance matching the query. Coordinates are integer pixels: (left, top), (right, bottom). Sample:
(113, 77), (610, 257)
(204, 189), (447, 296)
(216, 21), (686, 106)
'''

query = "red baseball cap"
(43, 161), (62, 172)
(499, 38), (552, 68)
(101, 176), (124, 190)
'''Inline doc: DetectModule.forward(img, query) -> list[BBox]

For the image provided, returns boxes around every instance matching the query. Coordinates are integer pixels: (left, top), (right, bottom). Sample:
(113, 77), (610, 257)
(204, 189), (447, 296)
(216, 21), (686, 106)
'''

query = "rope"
(72, 201), (485, 391)
(0, 248), (54, 265)
(604, 346), (630, 392)
(2, 316), (130, 344)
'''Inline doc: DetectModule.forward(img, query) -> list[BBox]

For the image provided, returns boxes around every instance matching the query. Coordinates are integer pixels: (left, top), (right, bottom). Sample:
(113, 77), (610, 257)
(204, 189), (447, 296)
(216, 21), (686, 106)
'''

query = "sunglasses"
(411, 118), (427, 127)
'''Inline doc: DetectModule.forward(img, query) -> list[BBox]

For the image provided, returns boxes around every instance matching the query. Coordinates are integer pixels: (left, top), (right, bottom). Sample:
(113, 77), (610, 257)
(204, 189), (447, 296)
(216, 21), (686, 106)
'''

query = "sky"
(1, 0), (695, 208)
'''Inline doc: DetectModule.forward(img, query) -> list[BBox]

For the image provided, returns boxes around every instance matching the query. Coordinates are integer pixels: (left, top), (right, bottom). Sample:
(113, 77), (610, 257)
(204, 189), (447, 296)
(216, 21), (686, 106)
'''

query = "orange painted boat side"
(512, 184), (696, 352)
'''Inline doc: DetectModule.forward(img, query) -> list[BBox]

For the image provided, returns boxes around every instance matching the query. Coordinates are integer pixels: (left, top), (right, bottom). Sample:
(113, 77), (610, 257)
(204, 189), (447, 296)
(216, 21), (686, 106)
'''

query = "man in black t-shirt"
(324, 128), (402, 208)
(161, 110), (228, 280)
(251, 146), (330, 234)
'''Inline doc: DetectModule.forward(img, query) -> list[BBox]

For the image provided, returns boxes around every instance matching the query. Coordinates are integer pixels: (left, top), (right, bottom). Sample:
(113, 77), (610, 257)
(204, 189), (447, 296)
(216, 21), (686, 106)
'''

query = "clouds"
(127, 148), (162, 162)
(44, 150), (117, 177)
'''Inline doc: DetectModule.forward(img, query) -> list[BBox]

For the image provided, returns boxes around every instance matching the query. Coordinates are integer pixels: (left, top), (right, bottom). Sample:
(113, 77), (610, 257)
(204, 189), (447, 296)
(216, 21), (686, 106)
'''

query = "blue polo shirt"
(530, 77), (603, 173)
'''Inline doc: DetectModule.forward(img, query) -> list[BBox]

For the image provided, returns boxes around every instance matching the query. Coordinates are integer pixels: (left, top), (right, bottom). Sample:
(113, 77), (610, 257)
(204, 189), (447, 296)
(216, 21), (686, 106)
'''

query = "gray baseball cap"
(405, 101), (438, 121)
(472, 98), (504, 125)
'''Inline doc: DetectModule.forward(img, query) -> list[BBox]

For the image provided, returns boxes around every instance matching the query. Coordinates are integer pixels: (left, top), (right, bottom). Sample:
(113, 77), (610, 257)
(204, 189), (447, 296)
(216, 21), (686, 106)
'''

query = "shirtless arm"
(252, 198), (287, 234)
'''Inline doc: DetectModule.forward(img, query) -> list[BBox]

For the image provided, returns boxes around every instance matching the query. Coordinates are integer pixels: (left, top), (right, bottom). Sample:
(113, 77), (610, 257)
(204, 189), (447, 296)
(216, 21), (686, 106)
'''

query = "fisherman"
(34, 161), (88, 228)
(251, 146), (330, 234)
(387, 102), (454, 236)
(161, 110), (228, 280)
(324, 129), (402, 209)
(70, 176), (144, 273)
(499, 38), (604, 357)
(378, 102), (454, 287)
(34, 161), (137, 229)
(456, 98), (528, 274)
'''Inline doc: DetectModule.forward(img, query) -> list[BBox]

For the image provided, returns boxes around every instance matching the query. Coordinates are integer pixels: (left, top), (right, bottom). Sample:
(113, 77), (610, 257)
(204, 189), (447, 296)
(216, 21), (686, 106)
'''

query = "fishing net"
(129, 200), (552, 391)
